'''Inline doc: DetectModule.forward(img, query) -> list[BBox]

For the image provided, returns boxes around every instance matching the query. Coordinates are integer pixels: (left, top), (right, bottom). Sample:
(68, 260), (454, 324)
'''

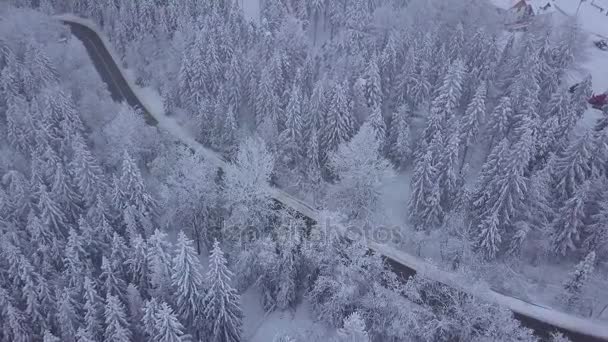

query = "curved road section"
(56, 14), (608, 342)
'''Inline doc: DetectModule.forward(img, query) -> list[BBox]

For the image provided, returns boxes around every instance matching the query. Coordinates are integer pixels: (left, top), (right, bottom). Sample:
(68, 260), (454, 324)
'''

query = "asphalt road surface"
(60, 18), (606, 342)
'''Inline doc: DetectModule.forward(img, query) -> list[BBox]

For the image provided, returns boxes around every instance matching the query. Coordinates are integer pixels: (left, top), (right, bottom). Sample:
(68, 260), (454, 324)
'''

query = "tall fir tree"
(171, 231), (204, 332)
(202, 241), (243, 342)
(561, 251), (596, 309)
(104, 294), (132, 342)
(552, 181), (590, 256)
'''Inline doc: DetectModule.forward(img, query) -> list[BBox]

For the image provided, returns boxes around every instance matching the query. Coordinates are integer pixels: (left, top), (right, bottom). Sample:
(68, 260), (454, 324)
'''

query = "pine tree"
(125, 234), (150, 296)
(51, 161), (81, 221)
(143, 298), (161, 339)
(154, 302), (188, 342)
(148, 229), (174, 300)
(279, 80), (304, 169)
(561, 251), (596, 308)
(37, 182), (68, 238)
(305, 127), (323, 195)
(368, 105), (386, 145)
(570, 76), (592, 120)
(202, 241), (243, 342)
(63, 227), (89, 289)
(83, 276), (104, 341)
(321, 81), (355, 159)
(486, 96), (512, 149)
(56, 287), (80, 342)
(387, 104), (412, 169)
(583, 191), (608, 255)
(119, 151), (156, 221)
(459, 82), (487, 166)
(552, 182), (590, 256)
(171, 231), (204, 331)
(100, 256), (126, 298)
(104, 294), (131, 342)
(430, 59), (465, 123)
(70, 133), (104, 208)
(336, 312), (370, 342)
(551, 133), (595, 201)
(477, 211), (502, 259)
(408, 150), (443, 231)
(364, 54), (382, 109)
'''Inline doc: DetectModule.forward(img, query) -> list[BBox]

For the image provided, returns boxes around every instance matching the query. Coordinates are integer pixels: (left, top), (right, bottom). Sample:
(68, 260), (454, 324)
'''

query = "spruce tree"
(202, 241), (243, 342)
(154, 302), (188, 342)
(485, 96), (512, 149)
(100, 256), (126, 299)
(83, 277), (104, 341)
(148, 229), (174, 300)
(552, 182), (590, 256)
(387, 104), (412, 169)
(459, 82), (487, 166)
(56, 287), (80, 342)
(70, 133), (104, 208)
(551, 133), (594, 201)
(368, 105), (386, 145)
(408, 150), (443, 231)
(104, 294), (131, 342)
(561, 251), (596, 309)
(171, 231), (204, 331)
(321, 81), (355, 159)
(364, 54), (382, 109)
(119, 151), (157, 221)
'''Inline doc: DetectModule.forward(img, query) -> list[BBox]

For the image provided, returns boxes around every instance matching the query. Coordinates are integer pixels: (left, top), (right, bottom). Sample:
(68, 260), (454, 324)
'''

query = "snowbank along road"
(56, 14), (608, 342)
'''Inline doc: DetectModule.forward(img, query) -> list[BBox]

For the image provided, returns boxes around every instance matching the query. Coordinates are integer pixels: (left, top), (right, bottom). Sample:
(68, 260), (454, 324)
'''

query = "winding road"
(57, 15), (608, 342)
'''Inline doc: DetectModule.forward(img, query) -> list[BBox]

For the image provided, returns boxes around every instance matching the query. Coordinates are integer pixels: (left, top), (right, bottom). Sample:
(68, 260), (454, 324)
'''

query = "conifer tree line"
(1, 0), (606, 340)
(31, 0), (605, 263)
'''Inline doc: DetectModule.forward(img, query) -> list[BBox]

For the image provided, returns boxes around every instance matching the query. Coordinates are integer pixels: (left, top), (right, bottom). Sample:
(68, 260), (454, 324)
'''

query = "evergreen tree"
(51, 161), (81, 221)
(63, 227), (89, 289)
(119, 151), (156, 221)
(171, 231), (204, 331)
(430, 59), (465, 123)
(364, 54), (382, 109)
(202, 241), (243, 342)
(70, 133), (104, 208)
(154, 302), (188, 342)
(148, 229), (174, 300)
(368, 105), (386, 145)
(387, 104), (412, 168)
(104, 294), (132, 342)
(336, 312), (370, 342)
(37, 182), (68, 238)
(83, 277), (104, 341)
(125, 234), (150, 296)
(477, 211), (502, 259)
(561, 251), (596, 309)
(459, 82), (486, 166)
(143, 298), (161, 340)
(100, 256), (126, 298)
(552, 181), (590, 256)
(279, 80), (304, 169)
(321, 81), (355, 160)
(583, 191), (608, 256)
(486, 96), (512, 149)
(551, 133), (595, 201)
(408, 150), (443, 230)
(56, 287), (81, 342)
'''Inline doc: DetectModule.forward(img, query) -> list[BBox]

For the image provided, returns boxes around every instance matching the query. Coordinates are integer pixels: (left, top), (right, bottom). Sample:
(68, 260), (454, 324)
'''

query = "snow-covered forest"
(1, 0), (607, 341)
